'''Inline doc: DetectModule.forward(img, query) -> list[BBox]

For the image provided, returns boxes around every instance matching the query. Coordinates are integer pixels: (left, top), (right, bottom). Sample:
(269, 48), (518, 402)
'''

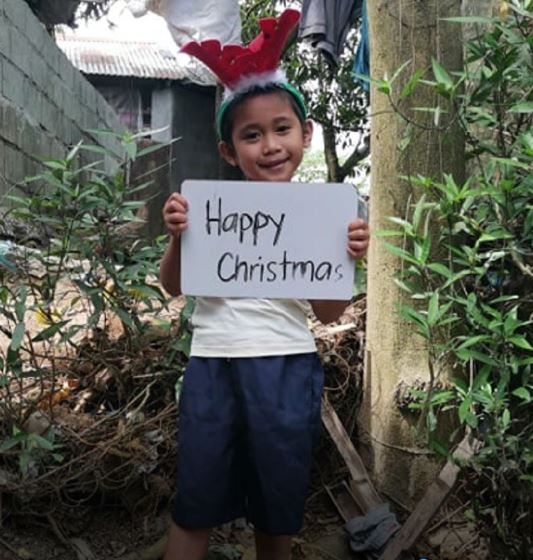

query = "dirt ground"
(0, 468), (488, 560)
(0, 483), (360, 560)
(0, 296), (488, 560)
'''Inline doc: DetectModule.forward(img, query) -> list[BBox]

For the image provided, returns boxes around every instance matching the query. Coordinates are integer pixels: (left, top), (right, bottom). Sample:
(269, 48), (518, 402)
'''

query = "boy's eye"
(277, 124), (291, 133)
(243, 131), (260, 141)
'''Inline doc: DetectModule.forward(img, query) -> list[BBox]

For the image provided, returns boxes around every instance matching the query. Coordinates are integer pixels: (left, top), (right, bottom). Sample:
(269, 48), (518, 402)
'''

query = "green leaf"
(456, 348), (498, 366)
(457, 335), (491, 350)
(123, 141), (138, 161)
(431, 58), (454, 90)
(507, 3), (533, 19)
(442, 16), (495, 23)
(501, 408), (511, 429)
(127, 284), (163, 300)
(19, 452), (30, 475)
(15, 287), (27, 322)
(427, 263), (452, 278)
(11, 323), (25, 351)
(512, 388), (531, 402)
(30, 433), (54, 451)
(458, 398), (471, 424)
(508, 336), (533, 351)
(390, 59), (412, 85)
(382, 241), (419, 265)
(374, 230), (405, 238)
(0, 433), (26, 452)
(388, 216), (414, 232)
(400, 69), (425, 100)
(32, 321), (69, 342)
(427, 292), (440, 326)
(399, 305), (430, 338)
(508, 102), (533, 114)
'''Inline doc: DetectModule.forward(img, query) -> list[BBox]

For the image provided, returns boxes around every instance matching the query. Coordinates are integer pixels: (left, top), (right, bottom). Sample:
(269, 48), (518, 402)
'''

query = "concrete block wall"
(0, 0), (123, 197)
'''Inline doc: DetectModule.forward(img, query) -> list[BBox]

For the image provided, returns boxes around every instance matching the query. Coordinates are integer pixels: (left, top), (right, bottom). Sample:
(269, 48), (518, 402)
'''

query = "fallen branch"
(321, 396), (381, 513)
(378, 433), (479, 560)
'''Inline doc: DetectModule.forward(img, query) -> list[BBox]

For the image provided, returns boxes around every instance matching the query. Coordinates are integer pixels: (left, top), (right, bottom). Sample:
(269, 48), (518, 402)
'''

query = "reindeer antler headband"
(181, 9), (307, 138)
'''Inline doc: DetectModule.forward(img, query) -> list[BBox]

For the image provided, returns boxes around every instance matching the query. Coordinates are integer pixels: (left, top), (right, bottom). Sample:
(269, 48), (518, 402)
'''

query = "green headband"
(216, 82), (308, 140)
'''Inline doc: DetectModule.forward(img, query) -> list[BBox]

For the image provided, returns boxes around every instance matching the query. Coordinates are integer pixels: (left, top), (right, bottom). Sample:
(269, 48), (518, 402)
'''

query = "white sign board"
(181, 180), (358, 300)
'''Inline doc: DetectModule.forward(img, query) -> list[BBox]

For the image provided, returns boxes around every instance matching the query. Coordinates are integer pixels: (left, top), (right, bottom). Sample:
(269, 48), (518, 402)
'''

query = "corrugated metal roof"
(57, 36), (189, 80)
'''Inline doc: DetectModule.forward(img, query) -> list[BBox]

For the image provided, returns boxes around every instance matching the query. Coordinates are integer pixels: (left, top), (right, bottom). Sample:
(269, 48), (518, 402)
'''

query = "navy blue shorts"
(172, 353), (324, 536)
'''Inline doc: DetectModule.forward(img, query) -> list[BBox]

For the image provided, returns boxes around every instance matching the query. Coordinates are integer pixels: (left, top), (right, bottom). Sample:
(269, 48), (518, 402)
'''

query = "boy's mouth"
(259, 158), (289, 170)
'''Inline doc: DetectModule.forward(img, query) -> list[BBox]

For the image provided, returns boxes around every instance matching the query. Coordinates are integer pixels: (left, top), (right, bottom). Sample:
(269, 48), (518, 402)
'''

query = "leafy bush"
(376, 2), (532, 556)
(0, 133), (174, 478)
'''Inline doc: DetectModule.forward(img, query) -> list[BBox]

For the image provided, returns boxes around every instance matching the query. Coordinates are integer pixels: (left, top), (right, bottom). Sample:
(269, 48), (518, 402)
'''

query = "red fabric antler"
(181, 9), (300, 90)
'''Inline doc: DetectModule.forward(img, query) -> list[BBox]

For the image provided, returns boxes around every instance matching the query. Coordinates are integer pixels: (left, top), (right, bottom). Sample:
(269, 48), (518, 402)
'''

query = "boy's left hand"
(347, 219), (370, 259)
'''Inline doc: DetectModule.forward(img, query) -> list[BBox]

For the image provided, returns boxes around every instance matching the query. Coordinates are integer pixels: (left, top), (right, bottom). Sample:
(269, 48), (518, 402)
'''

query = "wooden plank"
(325, 480), (364, 522)
(378, 434), (479, 560)
(321, 396), (382, 513)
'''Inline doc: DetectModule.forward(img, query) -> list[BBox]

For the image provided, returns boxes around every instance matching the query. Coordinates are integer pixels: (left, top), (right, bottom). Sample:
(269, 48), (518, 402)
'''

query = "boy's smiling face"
(219, 92), (313, 182)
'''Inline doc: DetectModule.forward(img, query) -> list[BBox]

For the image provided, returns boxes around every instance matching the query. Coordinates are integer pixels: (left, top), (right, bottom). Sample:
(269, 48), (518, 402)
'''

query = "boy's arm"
(160, 235), (182, 296)
(310, 219), (370, 324)
(159, 193), (188, 297)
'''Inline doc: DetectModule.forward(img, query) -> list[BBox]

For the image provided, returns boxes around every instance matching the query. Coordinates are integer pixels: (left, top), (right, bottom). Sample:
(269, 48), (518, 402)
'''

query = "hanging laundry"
(298, 0), (363, 66)
(159, 0), (241, 46)
(353, 0), (369, 91)
(126, 0), (242, 86)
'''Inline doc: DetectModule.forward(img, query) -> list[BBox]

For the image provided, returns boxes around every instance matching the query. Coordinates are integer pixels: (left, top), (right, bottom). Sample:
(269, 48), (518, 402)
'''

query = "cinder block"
(40, 97), (55, 133)
(73, 75), (84, 105)
(4, 0), (29, 33)
(27, 85), (43, 126)
(25, 9), (46, 51)
(38, 131), (55, 159)
(62, 86), (76, 120)
(58, 114), (70, 145)
(52, 79), (64, 108)
(0, 14), (10, 56)
(0, 138), (6, 185)
(20, 119), (39, 158)
(71, 123), (84, 145)
(51, 138), (65, 160)
(8, 26), (27, 73)
(19, 34), (35, 78)
(29, 19), (49, 54)
(0, 96), (20, 145)
(42, 65), (56, 100)
(58, 51), (75, 89)
(81, 105), (92, 131)
(48, 104), (62, 139)
(33, 128), (46, 158)
(2, 60), (24, 108)
(79, 79), (90, 107)
(5, 143), (25, 186)
(87, 83), (99, 112)
(29, 47), (47, 93)
(43, 39), (59, 77)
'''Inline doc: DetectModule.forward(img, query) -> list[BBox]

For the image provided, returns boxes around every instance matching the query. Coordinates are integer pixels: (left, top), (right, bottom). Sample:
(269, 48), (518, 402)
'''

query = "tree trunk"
(323, 124), (341, 183)
(360, 0), (465, 505)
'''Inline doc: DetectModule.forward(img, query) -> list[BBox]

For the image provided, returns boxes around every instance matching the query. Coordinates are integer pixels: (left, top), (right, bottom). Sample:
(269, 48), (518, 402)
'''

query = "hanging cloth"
(353, 0), (370, 91)
(298, 0), (363, 66)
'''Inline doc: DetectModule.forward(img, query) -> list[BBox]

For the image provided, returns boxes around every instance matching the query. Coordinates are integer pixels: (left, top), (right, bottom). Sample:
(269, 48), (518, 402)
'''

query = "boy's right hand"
(163, 193), (188, 238)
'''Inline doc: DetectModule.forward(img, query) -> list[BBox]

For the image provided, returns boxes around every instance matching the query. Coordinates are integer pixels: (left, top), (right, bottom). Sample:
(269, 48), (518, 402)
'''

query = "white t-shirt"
(190, 297), (317, 358)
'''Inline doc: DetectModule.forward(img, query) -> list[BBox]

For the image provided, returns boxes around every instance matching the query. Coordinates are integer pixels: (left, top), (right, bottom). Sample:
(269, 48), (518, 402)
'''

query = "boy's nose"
(262, 134), (281, 154)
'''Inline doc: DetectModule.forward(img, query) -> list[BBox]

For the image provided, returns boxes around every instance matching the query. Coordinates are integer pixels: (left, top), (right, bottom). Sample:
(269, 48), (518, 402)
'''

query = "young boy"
(159, 10), (369, 560)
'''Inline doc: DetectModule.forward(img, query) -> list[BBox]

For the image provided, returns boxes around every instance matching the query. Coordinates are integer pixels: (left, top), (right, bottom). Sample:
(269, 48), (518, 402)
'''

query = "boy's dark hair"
(219, 85), (307, 145)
